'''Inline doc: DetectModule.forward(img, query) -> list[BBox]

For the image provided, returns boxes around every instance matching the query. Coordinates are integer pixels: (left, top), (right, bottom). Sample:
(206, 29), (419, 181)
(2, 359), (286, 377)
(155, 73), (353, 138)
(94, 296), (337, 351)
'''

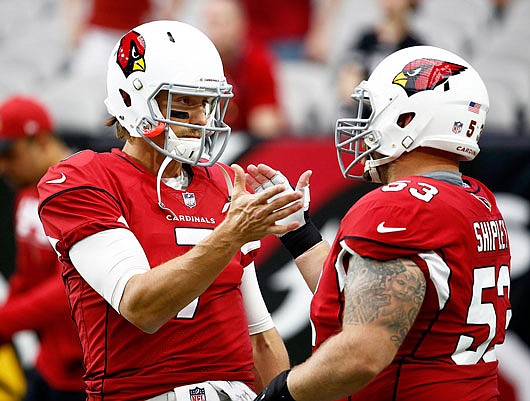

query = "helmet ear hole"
(119, 89), (132, 107)
(397, 112), (415, 128)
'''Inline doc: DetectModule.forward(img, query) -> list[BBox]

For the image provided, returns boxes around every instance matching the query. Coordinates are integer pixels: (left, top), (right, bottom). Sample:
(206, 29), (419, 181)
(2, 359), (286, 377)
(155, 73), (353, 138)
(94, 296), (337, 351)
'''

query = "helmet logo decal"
(392, 58), (467, 96)
(116, 30), (146, 78)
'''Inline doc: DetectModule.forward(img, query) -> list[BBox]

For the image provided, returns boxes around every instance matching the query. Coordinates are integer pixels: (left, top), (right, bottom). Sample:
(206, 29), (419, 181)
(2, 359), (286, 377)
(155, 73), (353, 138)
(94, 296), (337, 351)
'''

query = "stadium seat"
(410, 0), (494, 59)
(38, 74), (109, 136)
(482, 81), (521, 134)
(325, 0), (381, 66)
(277, 61), (337, 135)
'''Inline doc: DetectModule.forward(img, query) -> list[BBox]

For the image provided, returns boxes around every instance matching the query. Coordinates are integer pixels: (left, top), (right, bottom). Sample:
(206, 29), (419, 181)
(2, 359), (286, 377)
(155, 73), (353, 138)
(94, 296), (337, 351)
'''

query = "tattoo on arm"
(343, 252), (426, 347)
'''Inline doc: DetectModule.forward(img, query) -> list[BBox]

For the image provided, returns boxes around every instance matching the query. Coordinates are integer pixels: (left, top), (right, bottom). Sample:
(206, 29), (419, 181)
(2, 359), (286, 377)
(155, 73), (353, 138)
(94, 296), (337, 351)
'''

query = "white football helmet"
(105, 20), (233, 166)
(335, 45), (489, 182)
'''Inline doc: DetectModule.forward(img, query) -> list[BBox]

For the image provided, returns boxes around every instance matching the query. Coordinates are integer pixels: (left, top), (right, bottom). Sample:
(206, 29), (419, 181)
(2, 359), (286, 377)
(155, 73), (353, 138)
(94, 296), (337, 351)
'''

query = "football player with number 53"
(249, 45), (511, 401)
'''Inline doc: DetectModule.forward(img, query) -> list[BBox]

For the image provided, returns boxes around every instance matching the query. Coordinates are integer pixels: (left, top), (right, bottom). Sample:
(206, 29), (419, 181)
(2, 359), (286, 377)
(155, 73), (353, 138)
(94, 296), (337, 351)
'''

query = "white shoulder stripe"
(336, 239), (355, 292)
(46, 236), (61, 258)
(117, 215), (129, 227)
(419, 251), (451, 310)
(241, 240), (261, 255)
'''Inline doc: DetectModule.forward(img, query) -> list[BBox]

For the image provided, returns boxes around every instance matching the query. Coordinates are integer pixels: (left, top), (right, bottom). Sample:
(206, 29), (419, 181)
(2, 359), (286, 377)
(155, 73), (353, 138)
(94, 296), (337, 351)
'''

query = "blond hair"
(105, 116), (130, 141)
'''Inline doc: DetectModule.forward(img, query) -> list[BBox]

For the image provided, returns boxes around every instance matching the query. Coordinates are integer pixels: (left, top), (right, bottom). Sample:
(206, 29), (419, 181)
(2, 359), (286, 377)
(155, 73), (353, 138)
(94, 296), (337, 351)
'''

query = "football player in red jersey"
(37, 20), (304, 401)
(0, 96), (85, 400)
(248, 46), (511, 401)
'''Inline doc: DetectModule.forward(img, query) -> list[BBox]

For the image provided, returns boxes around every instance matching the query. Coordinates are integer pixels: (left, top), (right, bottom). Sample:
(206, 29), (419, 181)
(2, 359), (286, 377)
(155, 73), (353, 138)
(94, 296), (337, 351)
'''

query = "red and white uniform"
(311, 176), (511, 401)
(0, 186), (84, 392)
(38, 149), (258, 401)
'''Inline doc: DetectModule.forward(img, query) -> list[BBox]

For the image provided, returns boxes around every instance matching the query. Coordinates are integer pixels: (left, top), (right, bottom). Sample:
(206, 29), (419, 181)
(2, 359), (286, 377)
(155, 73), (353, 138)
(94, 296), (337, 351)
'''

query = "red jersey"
(0, 186), (84, 391)
(37, 149), (256, 401)
(311, 176), (511, 401)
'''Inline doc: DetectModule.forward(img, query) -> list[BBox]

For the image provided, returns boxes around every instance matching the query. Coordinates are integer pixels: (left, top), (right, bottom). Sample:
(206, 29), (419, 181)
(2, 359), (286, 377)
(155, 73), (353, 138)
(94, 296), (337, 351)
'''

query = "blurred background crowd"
(0, 0), (528, 144)
(0, 0), (529, 400)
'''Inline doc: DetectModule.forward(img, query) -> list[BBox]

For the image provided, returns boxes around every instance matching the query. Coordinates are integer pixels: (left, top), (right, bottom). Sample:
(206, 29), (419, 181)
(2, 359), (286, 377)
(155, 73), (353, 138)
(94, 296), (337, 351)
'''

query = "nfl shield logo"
(189, 387), (206, 401)
(452, 121), (463, 134)
(182, 192), (196, 208)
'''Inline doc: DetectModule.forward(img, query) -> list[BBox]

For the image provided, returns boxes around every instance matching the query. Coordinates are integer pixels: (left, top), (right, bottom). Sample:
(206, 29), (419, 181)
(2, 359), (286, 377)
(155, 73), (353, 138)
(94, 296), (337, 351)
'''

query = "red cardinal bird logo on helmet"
(393, 58), (467, 97)
(116, 30), (146, 78)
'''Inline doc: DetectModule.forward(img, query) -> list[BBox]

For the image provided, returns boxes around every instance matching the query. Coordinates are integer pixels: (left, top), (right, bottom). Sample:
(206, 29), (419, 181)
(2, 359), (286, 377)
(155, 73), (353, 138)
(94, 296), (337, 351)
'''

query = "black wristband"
(280, 214), (323, 259)
(256, 370), (295, 401)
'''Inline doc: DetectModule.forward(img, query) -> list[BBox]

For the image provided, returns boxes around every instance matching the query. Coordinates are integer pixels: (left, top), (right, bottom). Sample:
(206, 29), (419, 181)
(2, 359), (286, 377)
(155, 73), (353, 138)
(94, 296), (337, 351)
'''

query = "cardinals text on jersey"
(38, 149), (256, 401)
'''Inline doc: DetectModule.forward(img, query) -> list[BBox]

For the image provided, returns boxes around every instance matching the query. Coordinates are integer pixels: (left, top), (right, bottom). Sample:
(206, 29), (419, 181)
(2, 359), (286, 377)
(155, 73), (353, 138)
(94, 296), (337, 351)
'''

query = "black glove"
(254, 370), (295, 401)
